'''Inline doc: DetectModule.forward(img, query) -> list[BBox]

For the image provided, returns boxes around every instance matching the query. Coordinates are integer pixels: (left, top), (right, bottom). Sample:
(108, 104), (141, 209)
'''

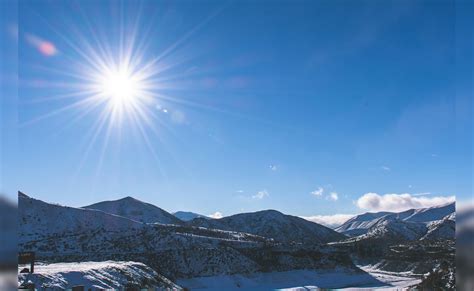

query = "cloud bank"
(356, 192), (455, 212)
(301, 214), (354, 228)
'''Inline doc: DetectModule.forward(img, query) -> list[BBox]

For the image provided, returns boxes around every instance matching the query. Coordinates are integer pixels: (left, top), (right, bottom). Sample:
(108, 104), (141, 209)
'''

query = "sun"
(99, 66), (143, 109)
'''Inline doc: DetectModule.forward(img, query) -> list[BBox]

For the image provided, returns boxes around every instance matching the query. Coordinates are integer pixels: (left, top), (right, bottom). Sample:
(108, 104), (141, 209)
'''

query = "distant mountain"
(189, 209), (346, 244)
(173, 211), (207, 221)
(84, 196), (182, 225)
(395, 203), (455, 223)
(336, 203), (455, 237)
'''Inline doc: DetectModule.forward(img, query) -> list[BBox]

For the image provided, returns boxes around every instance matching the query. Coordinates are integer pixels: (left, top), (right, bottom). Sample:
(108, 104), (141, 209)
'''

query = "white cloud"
(381, 166), (391, 171)
(311, 187), (324, 197)
(209, 211), (223, 219)
(236, 190), (244, 193)
(328, 192), (339, 201)
(356, 192), (455, 212)
(252, 190), (269, 200)
(269, 165), (278, 171)
(301, 214), (354, 228)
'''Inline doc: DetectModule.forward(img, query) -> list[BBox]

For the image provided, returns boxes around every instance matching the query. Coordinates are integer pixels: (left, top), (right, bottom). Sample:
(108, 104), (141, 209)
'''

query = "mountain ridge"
(83, 196), (182, 225)
(335, 203), (455, 237)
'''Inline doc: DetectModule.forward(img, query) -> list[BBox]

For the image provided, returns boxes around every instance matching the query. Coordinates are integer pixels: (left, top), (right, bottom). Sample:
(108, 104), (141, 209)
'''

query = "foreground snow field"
(177, 268), (420, 290)
(17, 260), (421, 290)
(18, 261), (179, 290)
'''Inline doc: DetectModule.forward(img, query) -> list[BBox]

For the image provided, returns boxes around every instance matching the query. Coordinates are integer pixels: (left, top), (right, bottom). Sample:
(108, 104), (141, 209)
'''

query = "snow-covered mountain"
(421, 213), (455, 241)
(20, 193), (356, 280)
(189, 209), (346, 244)
(83, 196), (182, 225)
(19, 192), (143, 239)
(358, 219), (428, 242)
(173, 211), (208, 221)
(336, 203), (455, 237)
(395, 203), (455, 223)
(335, 212), (392, 236)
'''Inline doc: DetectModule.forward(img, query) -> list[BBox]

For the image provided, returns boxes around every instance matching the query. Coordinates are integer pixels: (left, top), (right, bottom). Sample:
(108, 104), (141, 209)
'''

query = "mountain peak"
(84, 196), (182, 225)
(120, 196), (141, 202)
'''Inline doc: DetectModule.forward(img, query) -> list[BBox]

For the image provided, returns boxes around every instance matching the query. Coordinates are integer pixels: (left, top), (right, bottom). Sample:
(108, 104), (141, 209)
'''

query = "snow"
(361, 219), (428, 241)
(336, 212), (392, 236)
(336, 203), (455, 239)
(18, 261), (178, 290)
(177, 268), (420, 290)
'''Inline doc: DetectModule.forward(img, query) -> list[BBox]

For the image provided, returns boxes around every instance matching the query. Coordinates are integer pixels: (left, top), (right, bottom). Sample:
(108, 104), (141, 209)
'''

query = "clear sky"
(1, 0), (472, 221)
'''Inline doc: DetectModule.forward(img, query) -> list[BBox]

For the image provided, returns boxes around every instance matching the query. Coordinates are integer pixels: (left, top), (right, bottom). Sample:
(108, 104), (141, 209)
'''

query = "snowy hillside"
(190, 209), (346, 244)
(358, 219), (428, 241)
(173, 211), (208, 221)
(335, 212), (392, 236)
(18, 261), (180, 290)
(19, 192), (143, 240)
(84, 196), (182, 225)
(336, 203), (455, 237)
(421, 213), (455, 241)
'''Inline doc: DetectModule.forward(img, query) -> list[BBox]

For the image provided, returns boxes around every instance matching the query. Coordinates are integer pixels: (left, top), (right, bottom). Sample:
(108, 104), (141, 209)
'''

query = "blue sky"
(1, 0), (472, 220)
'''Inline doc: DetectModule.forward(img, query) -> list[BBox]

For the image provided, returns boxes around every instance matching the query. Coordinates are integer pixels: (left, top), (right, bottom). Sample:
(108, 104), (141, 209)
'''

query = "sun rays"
(19, 2), (194, 179)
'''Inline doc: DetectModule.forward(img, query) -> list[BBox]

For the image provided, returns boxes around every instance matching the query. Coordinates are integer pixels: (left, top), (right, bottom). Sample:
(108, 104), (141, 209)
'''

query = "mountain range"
(18, 192), (456, 289)
(18, 192), (356, 281)
(20, 192), (455, 244)
(187, 209), (346, 244)
(335, 203), (455, 237)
